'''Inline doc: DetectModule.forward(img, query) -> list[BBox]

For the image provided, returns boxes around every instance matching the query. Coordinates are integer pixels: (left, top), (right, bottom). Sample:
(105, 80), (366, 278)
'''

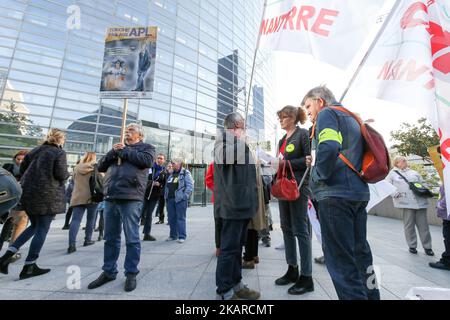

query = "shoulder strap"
(394, 170), (410, 183)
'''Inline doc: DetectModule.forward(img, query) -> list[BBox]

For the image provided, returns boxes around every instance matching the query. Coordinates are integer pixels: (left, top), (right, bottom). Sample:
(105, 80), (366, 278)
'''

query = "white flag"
(307, 199), (322, 244)
(351, 0), (450, 217)
(259, 0), (387, 69)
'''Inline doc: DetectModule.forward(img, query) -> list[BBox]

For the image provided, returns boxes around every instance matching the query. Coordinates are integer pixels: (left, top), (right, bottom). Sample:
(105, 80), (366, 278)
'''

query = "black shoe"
(275, 265), (299, 286)
(124, 274), (137, 292)
(425, 249), (435, 256)
(83, 240), (95, 247)
(94, 228), (99, 232)
(9, 253), (21, 263)
(314, 256), (325, 264)
(288, 275), (314, 295)
(143, 234), (156, 241)
(19, 263), (50, 280)
(88, 272), (116, 289)
(62, 225), (70, 230)
(67, 245), (76, 254)
(0, 250), (15, 274)
(97, 235), (103, 241)
(82, 227), (86, 230)
(409, 248), (418, 254)
(155, 221), (164, 225)
(429, 260), (450, 270)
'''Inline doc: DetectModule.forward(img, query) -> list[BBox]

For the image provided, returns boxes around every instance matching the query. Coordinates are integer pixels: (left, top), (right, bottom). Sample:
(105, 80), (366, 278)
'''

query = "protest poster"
(100, 26), (157, 99)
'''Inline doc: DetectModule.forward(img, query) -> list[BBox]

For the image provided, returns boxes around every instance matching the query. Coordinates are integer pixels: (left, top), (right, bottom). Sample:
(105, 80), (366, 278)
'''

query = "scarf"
(152, 163), (164, 180)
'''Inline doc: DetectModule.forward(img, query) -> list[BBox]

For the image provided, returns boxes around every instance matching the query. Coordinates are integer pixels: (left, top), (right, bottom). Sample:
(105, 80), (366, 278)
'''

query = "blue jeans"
(318, 197), (380, 300)
(142, 198), (158, 235)
(69, 204), (98, 246)
(102, 200), (142, 277)
(216, 219), (249, 294)
(166, 198), (188, 240)
(278, 184), (312, 276)
(9, 214), (54, 264)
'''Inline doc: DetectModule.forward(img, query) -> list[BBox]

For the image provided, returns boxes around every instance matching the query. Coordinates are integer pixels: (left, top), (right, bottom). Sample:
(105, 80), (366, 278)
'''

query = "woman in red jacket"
(205, 162), (222, 257)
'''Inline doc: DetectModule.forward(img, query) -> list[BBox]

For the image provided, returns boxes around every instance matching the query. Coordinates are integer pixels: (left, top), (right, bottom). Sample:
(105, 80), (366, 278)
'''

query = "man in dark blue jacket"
(88, 123), (155, 292)
(303, 86), (380, 300)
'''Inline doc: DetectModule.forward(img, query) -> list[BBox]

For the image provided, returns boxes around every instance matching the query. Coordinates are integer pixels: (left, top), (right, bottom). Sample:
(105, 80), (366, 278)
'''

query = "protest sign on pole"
(99, 26), (158, 164)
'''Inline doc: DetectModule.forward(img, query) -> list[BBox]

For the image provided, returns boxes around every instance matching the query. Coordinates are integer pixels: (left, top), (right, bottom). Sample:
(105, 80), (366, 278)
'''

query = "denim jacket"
(310, 104), (370, 201)
(164, 168), (194, 203)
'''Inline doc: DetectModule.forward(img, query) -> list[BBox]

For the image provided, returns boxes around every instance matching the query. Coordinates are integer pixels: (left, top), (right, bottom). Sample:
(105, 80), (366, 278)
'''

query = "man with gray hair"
(88, 123), (155, 292)
(214, 112), (260, 300)
(303, 86), (380, 300)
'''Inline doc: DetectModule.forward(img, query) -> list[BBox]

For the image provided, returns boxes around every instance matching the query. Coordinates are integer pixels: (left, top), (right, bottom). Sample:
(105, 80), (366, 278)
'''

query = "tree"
(0, 99), (43, 137)
(390, 117), (440, 161)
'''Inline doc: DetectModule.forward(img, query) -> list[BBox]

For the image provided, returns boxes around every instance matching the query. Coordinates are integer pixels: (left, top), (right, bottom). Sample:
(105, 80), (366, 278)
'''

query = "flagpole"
(244, 0), (268, 122)
(339, 0), (401, 103)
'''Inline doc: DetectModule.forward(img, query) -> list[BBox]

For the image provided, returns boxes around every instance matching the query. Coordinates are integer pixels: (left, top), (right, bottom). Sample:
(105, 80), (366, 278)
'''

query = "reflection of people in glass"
(134, 41), (152, 92)
(104, 59), (127, 91)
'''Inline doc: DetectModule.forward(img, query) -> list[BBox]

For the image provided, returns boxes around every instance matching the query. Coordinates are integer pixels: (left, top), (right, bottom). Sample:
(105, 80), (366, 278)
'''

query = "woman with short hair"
(386, 156), (434, 255)
(164, 158), (193, 243)
(0, 128), (69, 279)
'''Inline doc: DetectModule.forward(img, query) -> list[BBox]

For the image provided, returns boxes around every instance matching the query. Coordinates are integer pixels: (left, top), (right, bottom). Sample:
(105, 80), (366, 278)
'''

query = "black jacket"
(2, 163), (21, 181)
(213, 131), (259, 220)
(20, 142), (69, 216)
(144, 168), (167, 200)
(98, 141), (155, 201)
(277, 126), (311, 184)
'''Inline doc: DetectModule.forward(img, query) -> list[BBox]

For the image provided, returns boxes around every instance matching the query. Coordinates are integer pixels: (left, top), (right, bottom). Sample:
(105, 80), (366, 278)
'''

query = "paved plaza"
(0, 203), (448, 300)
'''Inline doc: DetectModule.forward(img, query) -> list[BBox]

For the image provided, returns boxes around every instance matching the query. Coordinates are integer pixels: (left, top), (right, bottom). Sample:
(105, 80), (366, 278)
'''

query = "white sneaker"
(165, 237), (176, 242)
(177, 239), (185, 243)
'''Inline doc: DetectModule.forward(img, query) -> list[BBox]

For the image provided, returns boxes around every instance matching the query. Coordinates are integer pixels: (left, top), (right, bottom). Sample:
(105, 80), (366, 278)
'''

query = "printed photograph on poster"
(100, 26), (157, 99)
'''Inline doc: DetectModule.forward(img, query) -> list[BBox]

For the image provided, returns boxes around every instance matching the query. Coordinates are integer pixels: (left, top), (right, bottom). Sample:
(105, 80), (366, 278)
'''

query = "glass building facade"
(0, 0), (276, 205)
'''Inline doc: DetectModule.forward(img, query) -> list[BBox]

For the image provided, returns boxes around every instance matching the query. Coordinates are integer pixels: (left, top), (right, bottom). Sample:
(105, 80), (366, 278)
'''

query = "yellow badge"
(286, 144), (295, 153)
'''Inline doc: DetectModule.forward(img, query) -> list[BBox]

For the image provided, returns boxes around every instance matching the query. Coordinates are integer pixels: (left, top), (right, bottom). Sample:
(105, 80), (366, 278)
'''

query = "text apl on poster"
(100, 26), (157, 99)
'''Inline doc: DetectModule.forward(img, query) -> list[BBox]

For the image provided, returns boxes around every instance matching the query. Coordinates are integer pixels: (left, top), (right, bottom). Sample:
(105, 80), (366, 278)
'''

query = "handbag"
(394, 170), (433, 198)
(271, 160), (300, 201)
(89, 164), (105, 203)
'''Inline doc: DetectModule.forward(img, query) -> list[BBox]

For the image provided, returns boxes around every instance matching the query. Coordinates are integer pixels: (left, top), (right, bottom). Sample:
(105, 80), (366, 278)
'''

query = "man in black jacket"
(214, 113), (260, 300)
(88, 123), (155, 292)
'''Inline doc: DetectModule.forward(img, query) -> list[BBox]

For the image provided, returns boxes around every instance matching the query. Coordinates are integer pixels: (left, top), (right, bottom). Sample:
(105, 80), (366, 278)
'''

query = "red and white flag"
(259, 0), (387, 69)
(351, 0), (450, 217)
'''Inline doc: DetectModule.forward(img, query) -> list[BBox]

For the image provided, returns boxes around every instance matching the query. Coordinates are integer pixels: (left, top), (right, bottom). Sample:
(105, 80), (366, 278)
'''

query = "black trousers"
(243, 229), (259, 261)
(216, 219), (249, 294)
(214, 217), (223, 249)
(0, 216), (13, 249)
(442, 220), (450, 264)
(157, 196), (165, 222)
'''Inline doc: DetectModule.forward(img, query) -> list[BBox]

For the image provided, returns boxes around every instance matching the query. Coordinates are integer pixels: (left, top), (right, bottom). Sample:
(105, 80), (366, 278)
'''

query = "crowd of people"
(0, 85), (448, 300)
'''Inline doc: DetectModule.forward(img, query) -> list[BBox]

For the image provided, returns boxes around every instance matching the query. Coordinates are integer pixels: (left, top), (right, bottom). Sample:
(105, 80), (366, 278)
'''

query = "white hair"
(126, 123), (144, 140)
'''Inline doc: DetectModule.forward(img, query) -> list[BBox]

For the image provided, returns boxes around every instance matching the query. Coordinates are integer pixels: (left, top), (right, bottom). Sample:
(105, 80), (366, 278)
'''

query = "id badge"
(311, 149), (316, 167)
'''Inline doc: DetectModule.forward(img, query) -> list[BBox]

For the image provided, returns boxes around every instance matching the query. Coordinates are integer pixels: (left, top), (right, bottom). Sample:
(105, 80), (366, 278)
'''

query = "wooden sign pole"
(118, 98), (128, 165)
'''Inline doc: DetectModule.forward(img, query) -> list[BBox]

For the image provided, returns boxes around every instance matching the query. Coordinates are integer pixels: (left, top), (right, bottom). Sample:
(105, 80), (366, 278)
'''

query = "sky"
(270, 0), (432, 148)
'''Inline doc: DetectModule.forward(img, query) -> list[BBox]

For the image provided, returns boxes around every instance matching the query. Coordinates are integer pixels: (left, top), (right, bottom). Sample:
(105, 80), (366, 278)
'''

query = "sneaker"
(83, 240), (95, 247)
(409, 248), (418, 254)
(275, 243), (285, 250)
(67, 245), (76, 254)
(177, 239), (185, 244)
(155, 221), (164, 225)
(429, 260), (450, 271)
(165, 237), (176, 242)
(234, 285), (260, 300)
(425, 249), (435, 256)
(262, 240), (271, 247)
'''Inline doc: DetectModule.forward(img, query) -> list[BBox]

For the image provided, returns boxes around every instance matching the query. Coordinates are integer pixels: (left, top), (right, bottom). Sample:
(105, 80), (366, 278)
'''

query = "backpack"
(89, 165), (104, 203)
(0, 167), (22, 213)
(330, 106), (391, 184)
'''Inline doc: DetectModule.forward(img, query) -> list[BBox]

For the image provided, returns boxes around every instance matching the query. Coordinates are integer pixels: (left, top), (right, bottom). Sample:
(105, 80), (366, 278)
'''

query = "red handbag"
(271, 160), (300, 201)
